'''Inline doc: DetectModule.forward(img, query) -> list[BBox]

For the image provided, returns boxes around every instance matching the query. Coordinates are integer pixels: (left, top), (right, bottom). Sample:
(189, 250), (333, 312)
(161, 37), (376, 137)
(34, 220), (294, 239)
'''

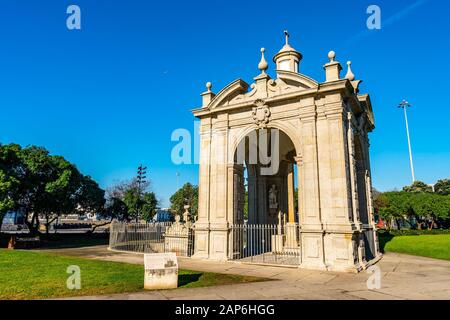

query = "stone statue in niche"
(269, 184), (278, 209)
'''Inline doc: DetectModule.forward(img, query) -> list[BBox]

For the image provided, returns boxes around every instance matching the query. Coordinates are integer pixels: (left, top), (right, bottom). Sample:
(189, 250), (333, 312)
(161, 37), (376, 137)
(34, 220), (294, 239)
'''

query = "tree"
(374, 192), (414, 230)
(372, 187), (381, 200)
(0, 144), (22, 230)
(103, 197), (129, 221)
(409, 192), (450, 229)
(374, 190), (450, 230)
(170, 183), (198, 218)
(123, 185), (158, 222)
(123, 187), (140, 220)
(74, 175), (106, 216)
(94, 197), (129, 232)
(106, 180), (131, 200)
(0, 144), (105, 235)
(105, 176), (158, 222)
(403, 181), (433, 193)
(435, 179), (450, 195)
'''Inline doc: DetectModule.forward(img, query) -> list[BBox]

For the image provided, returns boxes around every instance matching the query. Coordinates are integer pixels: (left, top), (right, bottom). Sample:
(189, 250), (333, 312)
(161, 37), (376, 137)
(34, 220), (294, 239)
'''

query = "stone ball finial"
(328, 50), (336, 62)
(345, 61), (355, 81)
(206, 81), (212, 92)
(258, 47), (268, 74)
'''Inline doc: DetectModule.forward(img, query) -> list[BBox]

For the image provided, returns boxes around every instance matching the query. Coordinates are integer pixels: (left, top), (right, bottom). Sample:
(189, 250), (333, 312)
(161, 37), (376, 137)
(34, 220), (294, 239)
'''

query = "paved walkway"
(45, 246), (450, 300)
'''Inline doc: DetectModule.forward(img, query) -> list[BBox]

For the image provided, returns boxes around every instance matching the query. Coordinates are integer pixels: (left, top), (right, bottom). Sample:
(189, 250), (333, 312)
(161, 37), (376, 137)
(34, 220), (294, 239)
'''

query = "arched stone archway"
(232, 127), (298, 225)
(191, 35), (381, 272)
(228, 120), (303, 164)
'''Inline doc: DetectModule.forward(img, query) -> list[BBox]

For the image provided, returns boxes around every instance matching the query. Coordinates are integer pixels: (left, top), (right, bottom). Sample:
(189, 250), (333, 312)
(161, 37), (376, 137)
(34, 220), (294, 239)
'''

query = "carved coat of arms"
(252, 99), (271, 127)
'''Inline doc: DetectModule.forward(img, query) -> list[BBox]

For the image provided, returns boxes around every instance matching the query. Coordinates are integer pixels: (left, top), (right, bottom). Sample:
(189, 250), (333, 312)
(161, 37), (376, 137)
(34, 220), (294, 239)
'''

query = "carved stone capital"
(294, 155), (303, 166)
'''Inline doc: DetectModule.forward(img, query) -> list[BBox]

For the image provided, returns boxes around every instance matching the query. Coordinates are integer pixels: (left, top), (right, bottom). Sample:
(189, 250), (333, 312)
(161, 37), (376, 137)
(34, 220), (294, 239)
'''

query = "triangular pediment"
(208, 79), (249, 110)
(207, 72), (319, 111)
(276, 70), (319, 89)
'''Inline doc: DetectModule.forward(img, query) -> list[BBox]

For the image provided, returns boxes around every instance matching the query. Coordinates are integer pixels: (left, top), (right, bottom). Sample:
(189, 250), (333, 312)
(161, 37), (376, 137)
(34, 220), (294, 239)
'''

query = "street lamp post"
(398, 100), (416, 183)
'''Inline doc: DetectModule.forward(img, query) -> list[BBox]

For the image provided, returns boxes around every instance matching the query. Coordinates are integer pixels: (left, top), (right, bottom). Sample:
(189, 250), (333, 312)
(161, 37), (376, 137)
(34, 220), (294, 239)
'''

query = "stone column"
(347, 113), (361, 229)
(193, 118), (212, 259)
(324, 108), (353, 225)
(227, 164), (235, 226)
(298, 98), (321, 229)
(228, 163), (244, 260)
(258, 175), (268, 223)
(229, 164), (245, 224)
(211, 124), (230, 261)
(294, 155), (303, 224)
(314, 92), (360, 272)
(362, 134), (381, 259)
(284, 162), (299, 249)
(298, 97), (326, 270)
(362, 135), (376, 228)
(287, 162), (296, 223)
(247, 164), (258, 224)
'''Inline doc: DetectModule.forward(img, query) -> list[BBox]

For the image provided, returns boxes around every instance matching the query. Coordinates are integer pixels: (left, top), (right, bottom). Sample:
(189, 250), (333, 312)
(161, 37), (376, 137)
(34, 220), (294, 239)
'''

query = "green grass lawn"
(380, 234), (450, 261)
(0, 250), (266, 300)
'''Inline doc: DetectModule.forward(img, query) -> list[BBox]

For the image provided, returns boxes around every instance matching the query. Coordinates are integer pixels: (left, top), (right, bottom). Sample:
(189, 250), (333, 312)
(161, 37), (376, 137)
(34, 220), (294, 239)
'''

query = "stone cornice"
(192, 87), (318, 118)
(192, 77), (365, 127)
(298, 105), (316, 122)
(358, 94), (375, 131)
(317, 78), (352, 94)
(322, 102), (346, 120)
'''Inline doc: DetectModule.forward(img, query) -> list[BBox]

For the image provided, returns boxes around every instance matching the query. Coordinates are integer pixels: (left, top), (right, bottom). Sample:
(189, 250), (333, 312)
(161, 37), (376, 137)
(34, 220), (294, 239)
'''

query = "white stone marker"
(144, 253), (178, 290)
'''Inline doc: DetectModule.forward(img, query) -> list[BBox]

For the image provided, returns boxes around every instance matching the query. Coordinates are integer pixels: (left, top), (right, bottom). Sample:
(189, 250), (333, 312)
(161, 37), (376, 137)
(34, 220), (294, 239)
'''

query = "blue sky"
(0, 0), (449, 207)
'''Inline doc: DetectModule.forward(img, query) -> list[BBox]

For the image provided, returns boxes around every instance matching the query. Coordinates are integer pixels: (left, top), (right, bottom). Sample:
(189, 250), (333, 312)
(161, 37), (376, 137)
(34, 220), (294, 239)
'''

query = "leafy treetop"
(170, 183), (198, 217)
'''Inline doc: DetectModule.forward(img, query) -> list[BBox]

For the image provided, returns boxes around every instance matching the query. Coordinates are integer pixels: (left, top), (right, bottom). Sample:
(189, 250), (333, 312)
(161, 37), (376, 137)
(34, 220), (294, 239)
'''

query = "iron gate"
(229, 223), (301, 266)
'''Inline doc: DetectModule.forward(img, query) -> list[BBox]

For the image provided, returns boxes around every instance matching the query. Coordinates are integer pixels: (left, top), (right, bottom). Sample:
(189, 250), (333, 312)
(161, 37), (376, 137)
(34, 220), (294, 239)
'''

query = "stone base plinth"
(164, 235), (191, 256)
(144, 253), (178, 290)
(271, 235), (284, 253)
(144, 268), (178, 290)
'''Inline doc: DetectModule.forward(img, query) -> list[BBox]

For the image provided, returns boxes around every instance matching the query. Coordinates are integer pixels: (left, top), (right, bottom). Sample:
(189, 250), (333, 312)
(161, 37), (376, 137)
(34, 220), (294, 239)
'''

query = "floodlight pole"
(399, 100), (416, 183)
(136, 164), (147, 222)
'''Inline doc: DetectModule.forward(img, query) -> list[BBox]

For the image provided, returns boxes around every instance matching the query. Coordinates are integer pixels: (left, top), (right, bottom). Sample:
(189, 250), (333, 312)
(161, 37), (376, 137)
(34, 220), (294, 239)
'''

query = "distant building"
(153, 209), (173, 222)
(1, 209), (28, 233)
(62, 214), (79, 220)
(85, 212), (99, 221)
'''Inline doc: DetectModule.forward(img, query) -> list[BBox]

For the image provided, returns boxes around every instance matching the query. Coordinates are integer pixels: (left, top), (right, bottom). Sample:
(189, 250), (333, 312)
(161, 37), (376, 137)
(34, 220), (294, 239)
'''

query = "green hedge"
(0, 232), (109, 249)
(378, 229), (450, 236)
